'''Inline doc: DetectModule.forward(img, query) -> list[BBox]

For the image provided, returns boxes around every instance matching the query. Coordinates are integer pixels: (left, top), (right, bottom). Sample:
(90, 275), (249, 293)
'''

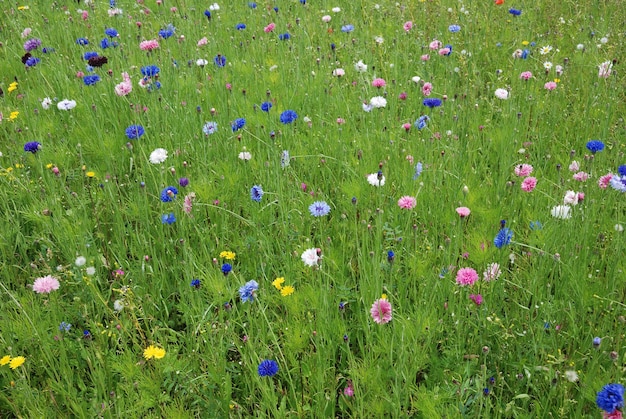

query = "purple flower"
(24, 141), (41, 153)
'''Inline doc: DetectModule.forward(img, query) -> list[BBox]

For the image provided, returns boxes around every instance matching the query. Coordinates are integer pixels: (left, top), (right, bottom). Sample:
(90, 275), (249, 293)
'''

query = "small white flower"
(543, 61), (553, 71)
(367, 173), (385, 186)
(331, 7), (341, 13)
(75, 256), (87, 267)
(41, 97), (52, 110)
(564, 370), (579, 383)
(494, 88), (509, 100)
(354, 60), (367, 73)
(269, 65), (278, 72)
(196, 58), (208, 66)
(149, 148), (168, 164)
(576, 43), (585, 50)
(238, 151), (252, 161)
(113, 300), (125, 312)
(332, 68), (345, 77)
(86, 266), (96, 276)
(374, 36), (384, 44)
(303, 116), (312, 123)
(411, 76), (421, 84)
(301, 248), (321, 267)
(615, 224), (624, 232)
(600, 37), (608, 44)
(362, 102), (373, 112)
(322, 15), (331, 23)
(209, 3), (220, 11)
(539, 45), (553, 55)
(551, 205), (572, 219)
(369, 96), (387, 108)
(57, 99), (77, 110)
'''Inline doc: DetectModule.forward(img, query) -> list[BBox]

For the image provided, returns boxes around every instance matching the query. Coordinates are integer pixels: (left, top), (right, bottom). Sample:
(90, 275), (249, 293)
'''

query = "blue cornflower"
(125, 125), (145, 139)
(309, 201), (331, 217)
(249, 2), (257, 8)
(280, 150), (290, 168)
(278, 33), (291, 40)
(148, 81), (162, 91)
(83, 51), (98, 60)
(59, 322), (72, 332)
(273, 6), (279, 12)
(214, 55), (226, 67)
(258, 359), (279, 377)
(239, 280), (259, 302)
(109, 0), (116, 6)
(159, 25), (175, 39)
(232, 118), (246, 132)
(204, 10), (211, 20)
(25, 57), (40, 67)
(509, 8), (522, 16)
(618, 165), (626, 177)
(191, 279), (201, 288)
(610, 176), (626, 192)
(529, 221), (543, 230)
(443, 44), (453, 55)
(494, 228), (513, 248)
(83, 75), (100, 86)
(586, 140), (605, 153)
(280, 110), (298, 124)
(521, 49), (530, 59)
(596, 383), (624, 413)
(105, 28), (118, 38)
(387, 250), (395, 263)
(202, 121), (218, 135)
(341, 25), (354, 33)
(221, 263), (232, 276)
(42, 47), (54, 54)
(160, 186), (179, 202)
(236, 23), (246, 30)
(100, 38), (116, 49)
(448, 24), (461, 33)
(593, 337), (602, 348)
(415, 115), (430, 130)
(161, 213), (176, 224)
(85, 65), (94, 73)
(76, 37), (89, 46)
(141, 65), (160, 77)
(413, 162), (423, 180)
(260, 102), (272, 112)
(423, 98), (442, 108)
(250, 185), (264, 202)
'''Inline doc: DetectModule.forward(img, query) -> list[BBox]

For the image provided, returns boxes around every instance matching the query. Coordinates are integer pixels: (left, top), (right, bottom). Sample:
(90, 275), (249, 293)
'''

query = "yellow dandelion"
(280, 285), (295, 297)
(381, 293), (388, 300)
(46, 164), (53, 169)
(272, 277), (285, 290)
(521, 41), (530, 46)
(143, 345), (166, 360)
(219, 251), (236, 260)
(9, 111), (19, 121)
(554, 78), (560, 83)
(0, 355), (11, 366)
(14, 164), (23, 169)
(17, 6), (29, 10)
(86, 171), (96, 178)
(9, 356), (25, 369)
(8, 82), (18, 93)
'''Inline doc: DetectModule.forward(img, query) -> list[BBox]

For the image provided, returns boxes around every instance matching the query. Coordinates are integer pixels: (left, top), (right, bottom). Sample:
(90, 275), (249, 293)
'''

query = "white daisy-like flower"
(543, 61), (553, 71)
(149, 148), (168, 164)
(354, 60), (367, 73)
(367, 173), (385, 186)
(41, 97), (52, 110)
(539, 45), (553, 55)
(238, 151), (252, 161)
(301, 248), (321, 267)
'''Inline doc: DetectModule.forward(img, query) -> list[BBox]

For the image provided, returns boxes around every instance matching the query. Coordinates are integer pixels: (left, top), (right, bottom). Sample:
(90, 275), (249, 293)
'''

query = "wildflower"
(387, 250), (395, 263)
(221, 263), (232, 276)
(278, 33), (290, 40)
(494, 228), (513, 248)
(369, 96), (387, 108)
(309, 201), (331, 217)
(161, 213), (176, 224)
(280, 150), (290, 168)
(25, 57), (40, 67)
(509, 8), (522, 15)
(563, 191), (579, 205)
(9, 356), (25, 370)
(398, 196), (417, 210)
(24, 141), (41, 153)
(279, 110), (298, 124)
(260, 102), (272, 112)
(214, 55), (226, 67)
(514, 164), (533, 177)
(372, 78), (386, 88)
(202, 121), (218, 135)
(370, 298), (393, 324)
(456, 268), (479, 286)
(280, 285), (295, 296)
(236, 23), (246, 30)
(32, 275), (60, 293)
(231, 118), (246, 132)
(521, 176), (537, 192)
(544, 61), (553, 71)
(593, 337), (602, 348)
(24, 38), (42, 52)
(0, 356), (11, 366)
(519, 71), (533, 80)
(551, 205), (572, 219)
(272, 277), (285, 289)
(301, 248), (321, 267)
(332, 68), (345, 77)
(59, 322), (72, 332)
(143, 345), (166, 360)
(469, 294), (483, 305)
(423, 98), (442, 108)
(341, 25), (354, 33)
(114, 72), (132, 96)
(160, 186), (178, 202)
(495, 88), (509, 99)
(344, 381), (354, 396)
(456, 207), (471, 218)
(609, 175), (626, 192)
(367, 172), (385, 186)
(250, 185), (263, 202)
(586, 140), (605, 153)
(483, 263), (501, 281)
(238, 151), (251, 161)
(75, 256), (86, 267)
(564, 370), (579, 383)
(149, 148), (168, 164)
(544, 81), (557, 91)
(57, 99), (77, 110)
(539, 45), (553, 55)
(258, 360), (279, 377)
(159, 24), (175, 39)
(415, 115), (429, 130)
(354, 60), (367, 72)
(598, 61), (613, 78)
(125, 125), (144, 139)
(620, 166), (626, 177)
(7, 82), (18, 93)
(239, 280), (259, 302)
(139, 39), (160, 51)
(220, 251), (236, 260)
(191, 279), (201, 288)
(597, 383), (624, 413)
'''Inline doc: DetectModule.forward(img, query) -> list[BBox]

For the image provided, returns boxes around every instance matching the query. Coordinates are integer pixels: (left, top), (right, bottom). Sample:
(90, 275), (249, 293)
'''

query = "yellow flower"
(381, 293), (387, 300)
(9, 111), (19, 121)
(554, 78), (560, 83)
(14, 164), (23, 169)
(0, 355), (11, 366)
(280, 285), (295, 297)
(521, 41), (530, 46)
(272, 277), (285, 290)
(86, 171), (96, 178)
(8, 82), (18, 93)
(17, 6), (29, 10)
(143, 345), (166, 360)
(46, 164), (53, 169)
(219, 251), (236, 260)
(9, 356), (25, 369)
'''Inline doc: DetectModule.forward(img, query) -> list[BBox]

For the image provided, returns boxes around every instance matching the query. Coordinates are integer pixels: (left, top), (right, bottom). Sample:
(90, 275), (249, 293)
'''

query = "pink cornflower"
(197, 37), (208, 46)
(456, 207), (471, 218)
(398, 92), (407, 100)
(397, 196), (417, 210)
(184, 192), (195, 215)
(563, 190), (579, 205)
(544, 81), (557, 90)
(514, 164), (533, 177)
(420, 54), (430, 61)
(573, 171), (589, 182)
(456, 268), (478, 286)
(521, 176), (537, 192)
(577, 192), (585, 202)
(32, 275), (60, 294)
(568, 161), (580, 172)
(372, 78), (386, 88)
(264, 23), (276, 33)
(405, 155), (414, 164)
(598, 173), (613, 189)
(519, 71), (533, 80)
(114, 72), (132, 96)
(344, 380), (354, 397)
(429, 40), (442, 50)
(139, 39), (159, 51)
(469, 294), (483, 306)
(598, 61), (613, 78)
(403, 21), (413, 32)
(76, 71), (84, 78)
(483, 263), (501, 281)
(403, 123), (411, 132)
(438, 47), (451, 56)
(336, 117), (345, 125)
(332, 68), (345, 77)
(370, 298), (392, 324)
(81, 11), (88, 20)
(422, 82), (432, 96)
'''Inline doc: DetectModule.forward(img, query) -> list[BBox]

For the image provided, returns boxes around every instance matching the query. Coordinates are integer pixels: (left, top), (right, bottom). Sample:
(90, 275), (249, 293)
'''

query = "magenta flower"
(544, 81), (557, 91)
(370, 298), (392, 324)
(521, 176), (537, 192)
(456, 207), (471, 218)
(519, 71), (533, 80)
(32, 275), (60, 293)
(403, 21), (413, 32)
(422, 82), (432, 96)
(371, 78), (386, 88)
(469, 294), (483, 306)
(456, 268), (478, 286)
(397, 196), (417, 210)
(599, 173), (613, 189)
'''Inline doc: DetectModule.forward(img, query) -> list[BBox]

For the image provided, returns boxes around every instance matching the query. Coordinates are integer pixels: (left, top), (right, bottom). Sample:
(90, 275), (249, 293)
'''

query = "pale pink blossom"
(32, 275), (60, 293)
(332, 68), (345, 77)
(521, 176), (537, 192)
(519, 71), (533, 80)
(429, 40), (442, 50)
(456, 268), (479, 286)
(420, 54), (430, 61)
(197, 37), (208, 46)
(422, 82), (432, 96)
(544, 81), (557, 91)
(563, 190), (579, 205)
(114, 72), (132, 96)
(483, 263), (501, 281)
(568, 161), (580, 172)
(398, 196), (417, 210)
(438, 47), (451, 56)
(598, 61), (613, 78)
(372, 78), (386, 88)
(139, 39), (159, 51)
(405, 155), (414, 164)
(183, 192), (195, 215)
(264, 23), (276, 33)
(321, 15), (331, 23)
(21, 28), (32, 38)
(456, 207), (471, 218)
(370, 298), (392, 324)
(572, 171), (589, 182)
(403, 21), (413, 32)
(514, 164), (533, 177)
(598, 173), (613, 189)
